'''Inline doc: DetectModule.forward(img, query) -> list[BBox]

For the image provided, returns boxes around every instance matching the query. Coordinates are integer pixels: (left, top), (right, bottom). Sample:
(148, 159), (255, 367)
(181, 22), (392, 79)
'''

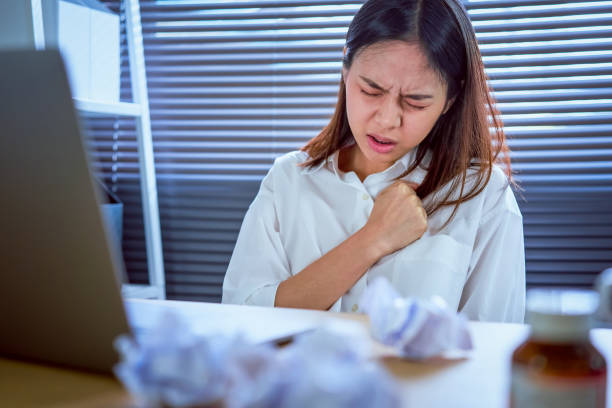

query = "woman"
(222, 0), (525, 322)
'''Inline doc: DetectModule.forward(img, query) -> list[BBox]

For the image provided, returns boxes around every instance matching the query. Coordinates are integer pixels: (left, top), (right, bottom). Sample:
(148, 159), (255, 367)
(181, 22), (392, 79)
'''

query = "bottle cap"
(526, 288), (599, 342)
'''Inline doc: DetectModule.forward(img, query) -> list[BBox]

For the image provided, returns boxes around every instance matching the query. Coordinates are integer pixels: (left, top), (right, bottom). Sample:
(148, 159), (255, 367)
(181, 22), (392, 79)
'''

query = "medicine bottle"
(510, 289), (607, 407)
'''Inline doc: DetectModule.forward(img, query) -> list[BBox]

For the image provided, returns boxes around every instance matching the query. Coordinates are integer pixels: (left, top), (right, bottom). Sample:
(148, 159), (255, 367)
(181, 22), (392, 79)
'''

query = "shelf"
(74, 98), (141, 117)
(122, 284), (164, 299)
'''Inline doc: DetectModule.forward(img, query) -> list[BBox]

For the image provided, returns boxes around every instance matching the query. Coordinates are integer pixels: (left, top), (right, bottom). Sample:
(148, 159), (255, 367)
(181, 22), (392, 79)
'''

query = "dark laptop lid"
(0, 49), (131, 374)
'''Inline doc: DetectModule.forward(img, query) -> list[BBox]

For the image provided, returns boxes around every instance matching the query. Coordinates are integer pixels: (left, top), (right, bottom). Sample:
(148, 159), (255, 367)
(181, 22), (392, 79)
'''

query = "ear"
(341, 47), (348, 84)
(443, 80), (465, 114)
(442, 96), (456, 115)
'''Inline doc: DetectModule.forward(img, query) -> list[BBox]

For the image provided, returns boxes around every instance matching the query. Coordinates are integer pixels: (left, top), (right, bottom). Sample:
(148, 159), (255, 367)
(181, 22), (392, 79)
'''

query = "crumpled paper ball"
(359, 276), (473, 360)
(114, 312), (277, 408)
(114, 313), (401, 408)
(263, 324), (401, 408)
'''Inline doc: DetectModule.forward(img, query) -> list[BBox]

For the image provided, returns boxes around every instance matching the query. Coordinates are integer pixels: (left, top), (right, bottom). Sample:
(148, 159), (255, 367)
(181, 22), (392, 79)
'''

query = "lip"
(366, 134), (397, 154)
(369, 134), (395, 143)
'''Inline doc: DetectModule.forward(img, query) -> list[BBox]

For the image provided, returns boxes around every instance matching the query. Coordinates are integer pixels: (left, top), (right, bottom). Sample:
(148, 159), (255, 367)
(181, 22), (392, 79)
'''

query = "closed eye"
(361, 89), (427, 110)
(361, 89), (380, 97)
(407, 103), (427, 110)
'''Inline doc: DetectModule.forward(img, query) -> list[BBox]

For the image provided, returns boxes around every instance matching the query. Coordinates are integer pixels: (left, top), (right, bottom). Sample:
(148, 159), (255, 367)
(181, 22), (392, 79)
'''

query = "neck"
(338, 144), (391, 182)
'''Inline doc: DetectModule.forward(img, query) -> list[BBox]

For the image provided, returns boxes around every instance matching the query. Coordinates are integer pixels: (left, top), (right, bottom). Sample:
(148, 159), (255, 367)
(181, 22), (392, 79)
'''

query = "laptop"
(0, 49), (132, 374)
(0, 49), (320, 375)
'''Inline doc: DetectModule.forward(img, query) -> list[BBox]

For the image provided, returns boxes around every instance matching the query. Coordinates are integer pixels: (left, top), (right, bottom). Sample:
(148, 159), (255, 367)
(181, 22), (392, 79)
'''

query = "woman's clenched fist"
(361, 180), (427, 258)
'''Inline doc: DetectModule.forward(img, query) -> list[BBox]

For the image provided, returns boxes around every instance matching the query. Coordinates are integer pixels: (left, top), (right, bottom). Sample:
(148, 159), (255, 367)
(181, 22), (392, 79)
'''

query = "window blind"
(87, 0), (612, 302)
(465, 0), (612, 287)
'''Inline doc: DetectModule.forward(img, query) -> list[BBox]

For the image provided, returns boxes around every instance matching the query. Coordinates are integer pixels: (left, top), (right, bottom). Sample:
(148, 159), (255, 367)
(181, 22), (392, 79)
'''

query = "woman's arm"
(458, 187), (526, 323)
(276, 180), (427, 310)
(275, 226), (381, 310)
(222, 169), (291, 306)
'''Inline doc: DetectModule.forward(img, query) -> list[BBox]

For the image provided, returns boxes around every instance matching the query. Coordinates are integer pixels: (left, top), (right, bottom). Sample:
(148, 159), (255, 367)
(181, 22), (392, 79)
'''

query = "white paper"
(360, 276), (473, 360)
(58, 1), (90, 99)
(90, 7), (119, 102)
(115, 312), (401, 408)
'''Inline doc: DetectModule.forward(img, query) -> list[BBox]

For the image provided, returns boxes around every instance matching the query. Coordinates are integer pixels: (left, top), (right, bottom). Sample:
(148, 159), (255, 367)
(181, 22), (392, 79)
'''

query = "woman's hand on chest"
(360, 180), (427, 259)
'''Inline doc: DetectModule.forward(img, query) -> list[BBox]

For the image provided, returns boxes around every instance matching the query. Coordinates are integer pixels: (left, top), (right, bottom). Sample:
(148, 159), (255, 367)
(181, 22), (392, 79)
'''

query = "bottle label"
(511, 366), (606, 408)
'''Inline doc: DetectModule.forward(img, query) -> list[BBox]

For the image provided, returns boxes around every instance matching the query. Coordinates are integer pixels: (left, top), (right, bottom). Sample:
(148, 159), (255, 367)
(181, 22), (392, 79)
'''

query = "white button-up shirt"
(222, 148), (526, 323)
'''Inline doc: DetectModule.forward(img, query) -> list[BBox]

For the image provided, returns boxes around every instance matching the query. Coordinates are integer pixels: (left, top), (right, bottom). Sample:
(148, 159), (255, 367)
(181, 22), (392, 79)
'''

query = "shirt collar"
(301, 143), (430, 183)
(300, 155), (329, 175)
(300, 139), (355, 175)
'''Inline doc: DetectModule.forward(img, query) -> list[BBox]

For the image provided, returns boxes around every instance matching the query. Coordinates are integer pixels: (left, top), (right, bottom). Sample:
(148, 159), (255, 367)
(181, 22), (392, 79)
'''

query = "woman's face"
(342, 40), (452, 177)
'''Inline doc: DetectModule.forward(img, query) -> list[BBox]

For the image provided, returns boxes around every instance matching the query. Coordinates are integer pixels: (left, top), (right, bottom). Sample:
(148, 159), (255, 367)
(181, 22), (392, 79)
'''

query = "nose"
(375, 96), (402, 129)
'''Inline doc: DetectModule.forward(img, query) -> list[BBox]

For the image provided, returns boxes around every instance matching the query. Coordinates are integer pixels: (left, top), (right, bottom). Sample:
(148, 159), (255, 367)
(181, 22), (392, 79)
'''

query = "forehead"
(350, 40), (446, 93)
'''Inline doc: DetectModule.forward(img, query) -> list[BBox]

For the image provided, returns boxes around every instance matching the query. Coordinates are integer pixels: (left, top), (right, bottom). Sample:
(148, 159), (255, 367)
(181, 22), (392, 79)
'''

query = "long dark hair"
(301, 0), (511, 220)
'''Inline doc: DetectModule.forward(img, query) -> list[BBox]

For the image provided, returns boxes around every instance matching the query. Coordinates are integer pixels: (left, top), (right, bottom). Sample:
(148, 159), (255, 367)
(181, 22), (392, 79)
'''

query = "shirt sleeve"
(458, 186), (526, 323)
(221, 165), (291, 307)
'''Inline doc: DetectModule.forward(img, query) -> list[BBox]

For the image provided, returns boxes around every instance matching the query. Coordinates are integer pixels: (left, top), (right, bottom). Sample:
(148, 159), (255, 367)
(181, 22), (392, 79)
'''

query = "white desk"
(1, 299), (611, 407)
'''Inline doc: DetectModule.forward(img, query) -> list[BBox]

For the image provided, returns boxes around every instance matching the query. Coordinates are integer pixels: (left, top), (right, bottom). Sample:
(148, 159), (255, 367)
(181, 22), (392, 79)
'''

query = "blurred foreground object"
(359, 277), (473, 360)
(596, 268), (612, 325)
(510, 289), (607, 407)
(114, 312), (401, 408)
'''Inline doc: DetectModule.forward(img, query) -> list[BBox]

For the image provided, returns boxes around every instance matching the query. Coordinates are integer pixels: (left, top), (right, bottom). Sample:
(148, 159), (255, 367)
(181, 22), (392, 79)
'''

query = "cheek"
(346, 89), (375, 126)
(400, 110), (443, 144)
(345, 90), (366, 129)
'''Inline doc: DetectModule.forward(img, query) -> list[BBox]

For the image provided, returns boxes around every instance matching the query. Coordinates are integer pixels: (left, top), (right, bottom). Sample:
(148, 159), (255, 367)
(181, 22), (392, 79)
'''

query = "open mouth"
(367, 134), (397, 153)
(371, 135), (394, 144)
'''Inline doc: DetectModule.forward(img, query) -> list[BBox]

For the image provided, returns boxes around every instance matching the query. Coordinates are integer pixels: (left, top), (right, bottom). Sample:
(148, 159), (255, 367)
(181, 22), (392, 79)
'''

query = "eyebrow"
(359, 75), (433, 100)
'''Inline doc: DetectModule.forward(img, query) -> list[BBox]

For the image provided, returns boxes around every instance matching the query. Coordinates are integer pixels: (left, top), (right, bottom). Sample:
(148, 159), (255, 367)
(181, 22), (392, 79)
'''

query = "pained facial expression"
(342, 40), (451, 176)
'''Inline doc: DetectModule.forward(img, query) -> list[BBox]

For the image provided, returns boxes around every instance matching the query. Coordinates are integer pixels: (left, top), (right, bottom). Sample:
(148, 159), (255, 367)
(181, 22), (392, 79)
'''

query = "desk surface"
(1, 299), (611, 408)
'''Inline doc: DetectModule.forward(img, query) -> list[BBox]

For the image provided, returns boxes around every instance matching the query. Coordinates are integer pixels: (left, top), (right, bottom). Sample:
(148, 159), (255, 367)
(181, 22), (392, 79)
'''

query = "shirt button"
(361, 193), (369, 201)
(352, 304), (358, 312)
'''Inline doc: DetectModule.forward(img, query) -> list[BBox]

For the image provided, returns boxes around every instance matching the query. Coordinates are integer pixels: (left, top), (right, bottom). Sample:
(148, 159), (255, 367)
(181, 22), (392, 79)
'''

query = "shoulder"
(476, 164), (522, 219)
(261, 150), (310, 188)
(483, 164), (510, 195)
(272, 150), (309, 170)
